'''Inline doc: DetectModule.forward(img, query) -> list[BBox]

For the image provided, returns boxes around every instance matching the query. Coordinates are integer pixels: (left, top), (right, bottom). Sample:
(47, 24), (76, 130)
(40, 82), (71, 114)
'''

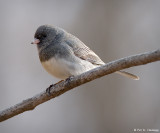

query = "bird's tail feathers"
(115, 71), (139, 80)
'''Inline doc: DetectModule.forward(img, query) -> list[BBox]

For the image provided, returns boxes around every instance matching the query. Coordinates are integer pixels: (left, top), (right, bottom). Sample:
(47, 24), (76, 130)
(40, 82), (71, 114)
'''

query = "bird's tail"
(115, 71), (139, 80)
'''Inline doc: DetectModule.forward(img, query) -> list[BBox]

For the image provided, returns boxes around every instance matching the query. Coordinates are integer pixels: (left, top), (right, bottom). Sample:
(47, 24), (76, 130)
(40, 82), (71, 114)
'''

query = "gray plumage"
(33, 25), (139, 80)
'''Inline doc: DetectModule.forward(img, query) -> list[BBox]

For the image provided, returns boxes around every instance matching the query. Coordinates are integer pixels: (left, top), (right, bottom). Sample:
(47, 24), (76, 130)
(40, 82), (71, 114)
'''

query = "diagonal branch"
(0, 49), (160, 122)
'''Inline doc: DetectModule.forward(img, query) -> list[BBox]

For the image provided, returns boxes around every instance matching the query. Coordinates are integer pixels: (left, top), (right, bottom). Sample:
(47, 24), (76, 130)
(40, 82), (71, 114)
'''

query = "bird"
(31, 25), (139, 91)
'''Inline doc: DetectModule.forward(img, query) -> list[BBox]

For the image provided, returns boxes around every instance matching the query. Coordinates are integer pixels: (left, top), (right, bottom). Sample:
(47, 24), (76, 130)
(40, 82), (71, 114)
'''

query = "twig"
(0, 49), (160, 122)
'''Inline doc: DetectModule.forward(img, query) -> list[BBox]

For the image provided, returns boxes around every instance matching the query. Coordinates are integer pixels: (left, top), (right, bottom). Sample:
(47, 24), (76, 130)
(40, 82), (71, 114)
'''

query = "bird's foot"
(46, 80), (64, 96)
(46, 84), (53, 96)
(65, 76), (74, 83)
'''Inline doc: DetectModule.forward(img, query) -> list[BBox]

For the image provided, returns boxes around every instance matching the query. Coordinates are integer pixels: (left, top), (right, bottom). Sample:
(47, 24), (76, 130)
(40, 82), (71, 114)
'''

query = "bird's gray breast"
(38, 41), (76, 79)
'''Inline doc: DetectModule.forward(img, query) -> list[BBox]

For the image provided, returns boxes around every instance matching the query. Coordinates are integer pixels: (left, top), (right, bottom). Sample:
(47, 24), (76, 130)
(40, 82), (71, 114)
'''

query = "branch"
(0, 49), (160, 122)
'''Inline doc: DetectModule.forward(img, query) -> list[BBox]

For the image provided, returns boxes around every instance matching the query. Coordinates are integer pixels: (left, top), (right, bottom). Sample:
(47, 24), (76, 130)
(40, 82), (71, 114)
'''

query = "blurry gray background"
(0, 0), (160, 133)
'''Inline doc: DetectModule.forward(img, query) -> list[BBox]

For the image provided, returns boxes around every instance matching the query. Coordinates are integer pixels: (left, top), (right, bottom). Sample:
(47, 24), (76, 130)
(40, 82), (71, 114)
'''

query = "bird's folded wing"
(65, 34), (105, 65)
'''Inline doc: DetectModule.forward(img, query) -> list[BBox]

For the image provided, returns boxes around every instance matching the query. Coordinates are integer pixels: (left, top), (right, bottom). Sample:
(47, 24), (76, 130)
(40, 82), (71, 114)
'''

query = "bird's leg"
(46, 80), (64, 96)
(46, 76), (74, 96)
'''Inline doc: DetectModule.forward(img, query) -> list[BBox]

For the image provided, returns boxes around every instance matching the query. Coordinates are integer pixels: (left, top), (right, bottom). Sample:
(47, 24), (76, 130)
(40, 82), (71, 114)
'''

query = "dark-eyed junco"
(31, 25), (139, 81)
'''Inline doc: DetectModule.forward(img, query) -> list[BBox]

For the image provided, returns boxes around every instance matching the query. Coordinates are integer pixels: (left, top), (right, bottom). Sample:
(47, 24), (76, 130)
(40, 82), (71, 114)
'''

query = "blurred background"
(0, 0), (160, 133)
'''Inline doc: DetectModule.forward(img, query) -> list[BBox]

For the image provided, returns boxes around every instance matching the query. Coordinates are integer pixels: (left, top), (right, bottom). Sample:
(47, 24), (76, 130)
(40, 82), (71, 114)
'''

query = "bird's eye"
(37, 35), (41, 39)
(36, 34), (46, 40)
(42, 34), (46, 38)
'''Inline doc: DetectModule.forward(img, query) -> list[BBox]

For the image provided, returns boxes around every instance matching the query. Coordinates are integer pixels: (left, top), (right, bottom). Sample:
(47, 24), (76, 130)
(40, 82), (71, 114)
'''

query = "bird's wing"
(64, 33), (139, 80)
(65, 34), (105, 65)
(73, 45), (105, 65)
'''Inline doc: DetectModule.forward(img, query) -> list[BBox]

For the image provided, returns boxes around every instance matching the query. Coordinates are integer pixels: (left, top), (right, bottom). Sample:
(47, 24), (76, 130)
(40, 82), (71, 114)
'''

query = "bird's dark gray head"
(32, 25), (65, 50)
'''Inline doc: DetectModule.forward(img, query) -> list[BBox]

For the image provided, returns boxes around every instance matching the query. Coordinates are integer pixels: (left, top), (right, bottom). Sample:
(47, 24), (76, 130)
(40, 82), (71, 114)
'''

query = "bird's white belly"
(41, 57), (70, 79)
(41, 57), (98, 80)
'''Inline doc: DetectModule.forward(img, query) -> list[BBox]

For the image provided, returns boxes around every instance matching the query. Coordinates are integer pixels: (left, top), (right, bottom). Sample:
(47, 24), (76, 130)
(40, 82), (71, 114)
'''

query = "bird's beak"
(31, 38), (40, 44)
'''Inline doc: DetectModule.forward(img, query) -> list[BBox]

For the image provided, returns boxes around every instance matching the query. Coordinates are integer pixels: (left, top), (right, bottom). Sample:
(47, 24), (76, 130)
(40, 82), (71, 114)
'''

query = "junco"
(31, 25), (139, 82)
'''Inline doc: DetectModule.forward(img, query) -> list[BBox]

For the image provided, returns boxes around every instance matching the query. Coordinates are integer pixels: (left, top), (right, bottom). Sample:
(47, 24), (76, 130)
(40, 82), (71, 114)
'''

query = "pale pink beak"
(31, 38), (40, 44)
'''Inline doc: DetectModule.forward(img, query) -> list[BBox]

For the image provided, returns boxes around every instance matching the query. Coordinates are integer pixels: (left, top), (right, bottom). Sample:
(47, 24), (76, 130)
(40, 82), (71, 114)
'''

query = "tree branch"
(0, 49), (160, 122)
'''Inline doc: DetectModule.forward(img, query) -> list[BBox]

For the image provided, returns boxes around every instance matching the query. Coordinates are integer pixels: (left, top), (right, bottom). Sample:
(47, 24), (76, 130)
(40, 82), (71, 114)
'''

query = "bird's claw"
(65, 76), (74, 83)
(46, 84), (54, 96)
(46, 80), (64, 96)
